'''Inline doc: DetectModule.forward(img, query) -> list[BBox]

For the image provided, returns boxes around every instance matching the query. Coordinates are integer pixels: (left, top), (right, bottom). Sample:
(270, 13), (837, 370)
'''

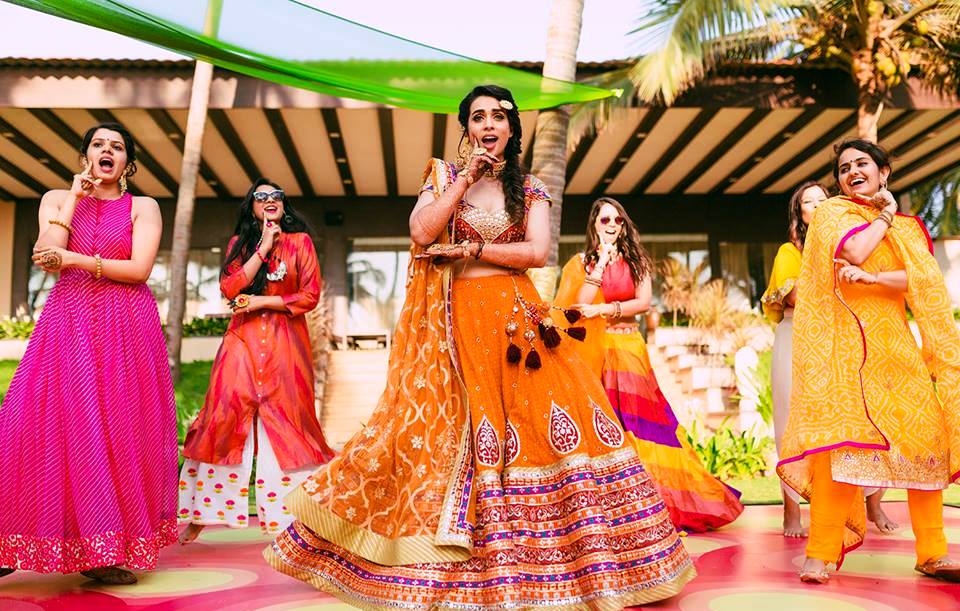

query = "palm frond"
(629, 0), (802, 103)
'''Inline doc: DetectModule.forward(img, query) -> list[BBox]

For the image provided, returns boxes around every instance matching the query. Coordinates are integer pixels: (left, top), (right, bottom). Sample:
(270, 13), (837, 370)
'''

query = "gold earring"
(119, 172), (128, 196)
(79, 156), (88, 171)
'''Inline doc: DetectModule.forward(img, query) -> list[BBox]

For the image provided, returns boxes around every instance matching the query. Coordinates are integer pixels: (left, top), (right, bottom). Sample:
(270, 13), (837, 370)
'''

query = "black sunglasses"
(253, 189), (284, 202)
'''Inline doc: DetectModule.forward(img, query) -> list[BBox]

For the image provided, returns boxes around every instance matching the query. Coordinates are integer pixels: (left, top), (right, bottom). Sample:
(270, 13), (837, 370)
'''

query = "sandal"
(915, 557), (960, 583)
(799, 568), (830, 584)
(80, 566), (137, 585)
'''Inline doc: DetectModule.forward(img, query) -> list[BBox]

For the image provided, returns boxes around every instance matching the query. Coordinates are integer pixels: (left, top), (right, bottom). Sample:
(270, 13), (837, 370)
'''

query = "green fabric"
(11, 0), (613, 112)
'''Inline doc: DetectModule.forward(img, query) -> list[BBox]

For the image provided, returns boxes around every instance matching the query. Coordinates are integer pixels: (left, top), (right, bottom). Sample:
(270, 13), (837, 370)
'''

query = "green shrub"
(181, 317), (230, 337)
(686, 420), (773, 480)
(0, 318), (35, 340)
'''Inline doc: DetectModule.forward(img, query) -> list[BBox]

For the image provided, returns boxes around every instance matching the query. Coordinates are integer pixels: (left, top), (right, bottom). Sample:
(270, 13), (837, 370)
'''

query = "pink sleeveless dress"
(0, 193), (178, 573)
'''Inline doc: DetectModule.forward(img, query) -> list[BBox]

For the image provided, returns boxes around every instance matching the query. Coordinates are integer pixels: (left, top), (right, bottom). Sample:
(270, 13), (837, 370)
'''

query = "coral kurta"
(778, 195), (960, 558)
(183, 232), (334, 471)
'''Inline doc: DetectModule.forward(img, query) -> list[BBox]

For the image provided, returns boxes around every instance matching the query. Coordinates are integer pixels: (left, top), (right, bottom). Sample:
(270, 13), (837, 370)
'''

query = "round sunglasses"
(599, 215), (624, 226)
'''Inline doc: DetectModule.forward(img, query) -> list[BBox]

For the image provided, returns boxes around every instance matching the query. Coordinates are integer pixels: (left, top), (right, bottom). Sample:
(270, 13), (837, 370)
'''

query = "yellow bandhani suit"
(265, 159), (695, 609)
(777, 195), (960, 566)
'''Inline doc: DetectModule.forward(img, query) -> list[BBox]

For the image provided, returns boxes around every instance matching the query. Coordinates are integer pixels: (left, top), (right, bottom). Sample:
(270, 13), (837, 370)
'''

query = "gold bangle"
(49, 219), (72, 233)
(94, 254), (102, 279)
(877, 211), (894, 227)
(584, 276), (602, 287)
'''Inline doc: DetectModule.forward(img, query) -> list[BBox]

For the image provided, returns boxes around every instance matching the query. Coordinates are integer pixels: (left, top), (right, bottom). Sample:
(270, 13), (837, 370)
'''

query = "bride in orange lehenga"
(265, 85), (694, 609)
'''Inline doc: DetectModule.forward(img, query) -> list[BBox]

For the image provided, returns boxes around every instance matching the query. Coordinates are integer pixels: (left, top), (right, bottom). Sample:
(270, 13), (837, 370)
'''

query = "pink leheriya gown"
(0, 192), (178, 573)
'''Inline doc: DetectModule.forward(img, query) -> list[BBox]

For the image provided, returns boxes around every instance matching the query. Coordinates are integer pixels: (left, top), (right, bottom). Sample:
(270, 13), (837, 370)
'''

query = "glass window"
(149, 248), (226, 321)
(347, 239), (411, 331)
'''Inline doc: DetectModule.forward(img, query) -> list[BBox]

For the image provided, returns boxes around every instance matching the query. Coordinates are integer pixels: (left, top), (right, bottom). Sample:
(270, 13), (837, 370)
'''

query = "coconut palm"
(165, 1), (222, 382)
(574, 0), (960, 143)
(528, 0), (585, 300)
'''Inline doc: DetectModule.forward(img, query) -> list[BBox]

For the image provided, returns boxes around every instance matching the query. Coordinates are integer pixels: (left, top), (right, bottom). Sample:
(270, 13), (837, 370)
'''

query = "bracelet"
(612, 301), (622, 319)
(584, 276), (602, 287)
(49, 219), (72, 233)
(255, 243), (269, 263)
(94, 254), (102, 279)
(474, 241), (484, 260)
(878, 210), (894, 227)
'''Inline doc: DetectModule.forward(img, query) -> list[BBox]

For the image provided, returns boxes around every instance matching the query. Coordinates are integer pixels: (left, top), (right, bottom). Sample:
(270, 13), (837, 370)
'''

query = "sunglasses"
(599, 215), (624, 226)
(253, 189), (284, 202)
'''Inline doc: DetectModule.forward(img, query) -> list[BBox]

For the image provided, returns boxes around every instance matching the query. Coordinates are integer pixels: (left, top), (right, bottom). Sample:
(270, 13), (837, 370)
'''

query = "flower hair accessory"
(498, 99), (514, 111)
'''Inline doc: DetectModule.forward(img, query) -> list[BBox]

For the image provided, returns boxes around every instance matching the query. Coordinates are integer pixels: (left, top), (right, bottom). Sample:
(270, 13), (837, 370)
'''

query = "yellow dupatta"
(553, 254), (607, 380)
(761, 242), (801, 324)
(282, 159), (474, 565)
(777, 195), (960, 558)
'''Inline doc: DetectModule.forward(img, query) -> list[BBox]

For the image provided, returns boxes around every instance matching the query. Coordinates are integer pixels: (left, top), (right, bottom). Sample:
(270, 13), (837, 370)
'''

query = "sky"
(0, 1), (656, 63)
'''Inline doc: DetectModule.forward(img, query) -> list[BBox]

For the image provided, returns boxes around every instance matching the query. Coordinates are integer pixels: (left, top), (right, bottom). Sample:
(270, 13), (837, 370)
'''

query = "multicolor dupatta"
(277, 160), (474, 565)
(777, 195), (960, 561)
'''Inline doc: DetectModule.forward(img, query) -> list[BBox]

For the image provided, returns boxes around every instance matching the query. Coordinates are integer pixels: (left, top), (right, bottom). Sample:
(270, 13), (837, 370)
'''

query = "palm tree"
(578, 0), (960, 143)
(165, 0), (221, 382)
(911, 165), (960, 237)
(528, 0), (585, 300)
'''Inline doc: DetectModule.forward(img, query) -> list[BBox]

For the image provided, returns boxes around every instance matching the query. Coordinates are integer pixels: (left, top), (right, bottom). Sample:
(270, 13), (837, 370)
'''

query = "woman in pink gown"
(0, 122), (178, 584)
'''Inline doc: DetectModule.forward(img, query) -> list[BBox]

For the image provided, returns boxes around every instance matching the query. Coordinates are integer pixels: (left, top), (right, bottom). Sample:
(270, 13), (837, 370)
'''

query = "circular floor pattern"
(893, 526), (960, 543)
(198, 526), (276, 544)
(89, 568), (259, 598)
(680, 535), (734, 556)
(678, 588), (902, 611)
(258, 602), (356, 611)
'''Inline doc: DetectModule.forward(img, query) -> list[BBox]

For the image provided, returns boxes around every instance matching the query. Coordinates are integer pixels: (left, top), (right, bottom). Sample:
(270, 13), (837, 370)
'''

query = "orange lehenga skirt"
(266, 269), (694, 609)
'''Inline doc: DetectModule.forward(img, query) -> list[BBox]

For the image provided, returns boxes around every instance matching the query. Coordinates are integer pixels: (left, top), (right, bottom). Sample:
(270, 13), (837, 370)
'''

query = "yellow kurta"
(761, 242), (801, 324)
(777, 195), (960, 557)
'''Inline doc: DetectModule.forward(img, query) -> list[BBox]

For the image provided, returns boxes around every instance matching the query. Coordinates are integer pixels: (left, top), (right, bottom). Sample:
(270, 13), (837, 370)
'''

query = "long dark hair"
(80, 121), (139, 178)
(583, 197), (652, 285)
(221, 178), (313, 296)
(457, 85), (525, 224)
(788, 180), (827, 250)
(832, 138), (892, 189)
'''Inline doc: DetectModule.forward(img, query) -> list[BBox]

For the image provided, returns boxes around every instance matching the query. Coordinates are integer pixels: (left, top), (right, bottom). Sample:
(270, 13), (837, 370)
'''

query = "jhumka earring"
(455, 135), (473, 169)
(119, 171), (128, 196)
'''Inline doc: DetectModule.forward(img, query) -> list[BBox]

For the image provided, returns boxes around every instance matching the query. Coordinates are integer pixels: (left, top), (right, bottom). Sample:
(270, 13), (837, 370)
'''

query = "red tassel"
(565, 327), (587, 341)
(506, 342), (522, 364)
(525, 348), (542, 369)
(543, 326), (561, 348)
(564, 309), (582, 323)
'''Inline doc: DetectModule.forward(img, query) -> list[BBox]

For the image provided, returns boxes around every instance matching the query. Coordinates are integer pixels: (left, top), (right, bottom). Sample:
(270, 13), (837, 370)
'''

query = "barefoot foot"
(783, 500), (808, 538)
(866, 494), (899, 533)
(179, 523), (205, 545)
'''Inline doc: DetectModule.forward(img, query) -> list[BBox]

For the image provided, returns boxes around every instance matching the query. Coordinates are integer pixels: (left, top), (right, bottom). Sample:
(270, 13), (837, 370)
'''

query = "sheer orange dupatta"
(553, 254), (607, 380)
(283, 159), (474, 565)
